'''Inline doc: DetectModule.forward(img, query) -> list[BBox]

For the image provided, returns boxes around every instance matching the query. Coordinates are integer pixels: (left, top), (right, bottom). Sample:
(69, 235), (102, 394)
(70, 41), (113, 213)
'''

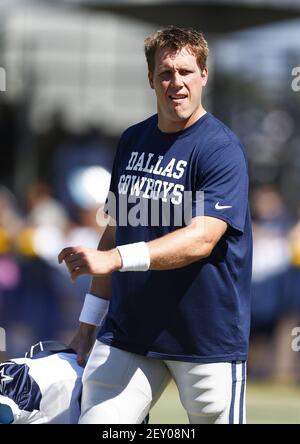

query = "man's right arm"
(70, 223), (116, 366)
(89, 223), (116, 299)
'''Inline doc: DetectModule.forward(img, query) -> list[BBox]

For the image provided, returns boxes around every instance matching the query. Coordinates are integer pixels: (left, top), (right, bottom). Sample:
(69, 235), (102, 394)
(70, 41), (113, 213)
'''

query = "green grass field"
(150, 380), (300, 424)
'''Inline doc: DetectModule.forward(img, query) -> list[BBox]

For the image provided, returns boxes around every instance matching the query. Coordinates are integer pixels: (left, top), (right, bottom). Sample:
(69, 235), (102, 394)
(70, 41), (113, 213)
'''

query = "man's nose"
(171, 72), (183, 88)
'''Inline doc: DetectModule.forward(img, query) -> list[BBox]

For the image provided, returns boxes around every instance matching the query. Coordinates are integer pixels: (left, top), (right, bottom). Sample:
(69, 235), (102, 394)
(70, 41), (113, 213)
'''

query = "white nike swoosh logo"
(215, 202), (232, 210)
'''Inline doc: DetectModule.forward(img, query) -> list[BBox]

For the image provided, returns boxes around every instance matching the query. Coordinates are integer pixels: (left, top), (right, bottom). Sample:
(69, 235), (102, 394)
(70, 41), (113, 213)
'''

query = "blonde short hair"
(144, 26), (209, 72)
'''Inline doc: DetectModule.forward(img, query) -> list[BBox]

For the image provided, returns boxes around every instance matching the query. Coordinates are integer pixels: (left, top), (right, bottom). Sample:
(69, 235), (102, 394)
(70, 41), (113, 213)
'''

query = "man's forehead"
(155, 46), (196, 66)
(155, 46), (196, 62)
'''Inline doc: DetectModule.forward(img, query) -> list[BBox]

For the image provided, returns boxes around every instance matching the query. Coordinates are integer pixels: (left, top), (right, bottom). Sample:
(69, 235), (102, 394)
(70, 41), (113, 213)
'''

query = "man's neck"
(158, 107), (207, 133)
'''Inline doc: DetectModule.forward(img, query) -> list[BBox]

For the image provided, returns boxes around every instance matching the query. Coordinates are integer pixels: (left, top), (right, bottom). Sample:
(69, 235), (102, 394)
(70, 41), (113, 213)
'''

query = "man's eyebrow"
(157, 65), (193, 72)
(178, 66), (194, 70)
(157, 65), (172, 71)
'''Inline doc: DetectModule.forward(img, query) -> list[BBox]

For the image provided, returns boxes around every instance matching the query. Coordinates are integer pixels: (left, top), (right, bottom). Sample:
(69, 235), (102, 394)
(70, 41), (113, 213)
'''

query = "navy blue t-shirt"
(98, 112), (253, 363)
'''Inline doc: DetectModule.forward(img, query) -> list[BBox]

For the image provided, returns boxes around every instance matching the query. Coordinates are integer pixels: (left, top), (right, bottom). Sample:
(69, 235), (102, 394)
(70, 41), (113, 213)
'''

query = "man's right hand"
(58, 246), (122, 282)
(69, 323), (97, 367)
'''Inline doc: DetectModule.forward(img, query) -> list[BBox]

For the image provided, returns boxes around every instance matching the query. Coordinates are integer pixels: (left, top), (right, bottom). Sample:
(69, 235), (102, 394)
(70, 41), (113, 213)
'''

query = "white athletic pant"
(79, 340), (246, 424)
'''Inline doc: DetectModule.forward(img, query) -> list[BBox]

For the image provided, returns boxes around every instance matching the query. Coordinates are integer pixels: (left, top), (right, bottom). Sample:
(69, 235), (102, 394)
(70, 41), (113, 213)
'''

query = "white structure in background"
(214, 17), (300, 93)
(2, 5), (156, 135)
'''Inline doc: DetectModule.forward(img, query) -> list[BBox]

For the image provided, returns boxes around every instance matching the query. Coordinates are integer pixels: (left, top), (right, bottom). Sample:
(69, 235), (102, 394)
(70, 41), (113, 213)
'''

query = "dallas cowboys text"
(102, 150), (204, 228)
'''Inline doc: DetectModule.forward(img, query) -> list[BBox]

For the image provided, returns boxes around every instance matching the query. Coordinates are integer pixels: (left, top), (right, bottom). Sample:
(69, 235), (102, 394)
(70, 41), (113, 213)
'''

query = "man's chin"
(171, 106), (204, 124)
(171, 111), (192, 122)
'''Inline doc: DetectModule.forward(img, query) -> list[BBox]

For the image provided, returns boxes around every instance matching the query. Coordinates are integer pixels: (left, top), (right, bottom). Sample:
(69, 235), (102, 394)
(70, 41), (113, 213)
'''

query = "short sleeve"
(103, 127), (132, 220)
(193, 142), (249, 233)
(103, 148), (120, 222)
(107, 154), (118, 197)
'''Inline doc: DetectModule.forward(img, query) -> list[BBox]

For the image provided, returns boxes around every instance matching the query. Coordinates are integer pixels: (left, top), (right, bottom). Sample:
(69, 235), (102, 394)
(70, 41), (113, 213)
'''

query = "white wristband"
(79, 293), (109, 326)
(116, 242), (150, 272)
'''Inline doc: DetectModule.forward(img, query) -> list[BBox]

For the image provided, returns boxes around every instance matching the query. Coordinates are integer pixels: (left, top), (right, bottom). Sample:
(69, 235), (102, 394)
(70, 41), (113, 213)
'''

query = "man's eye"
(160, 71), (171, 77)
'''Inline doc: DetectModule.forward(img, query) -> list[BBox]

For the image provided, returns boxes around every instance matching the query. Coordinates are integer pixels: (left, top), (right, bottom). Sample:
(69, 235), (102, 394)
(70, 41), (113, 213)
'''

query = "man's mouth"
(169, 94), (188, 102)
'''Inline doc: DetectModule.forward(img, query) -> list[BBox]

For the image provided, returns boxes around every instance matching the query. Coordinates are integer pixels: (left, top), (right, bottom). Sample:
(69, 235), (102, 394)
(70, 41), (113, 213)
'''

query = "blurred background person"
(248, 186), (292, 380)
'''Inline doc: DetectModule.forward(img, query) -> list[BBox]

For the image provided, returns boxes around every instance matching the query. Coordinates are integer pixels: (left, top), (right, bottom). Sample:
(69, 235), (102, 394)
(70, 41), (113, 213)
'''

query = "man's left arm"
(148, 216), (227, 269)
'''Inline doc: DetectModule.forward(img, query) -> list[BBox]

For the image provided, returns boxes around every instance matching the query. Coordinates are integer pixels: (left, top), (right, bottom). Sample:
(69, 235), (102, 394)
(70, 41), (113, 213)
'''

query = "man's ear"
(148, 71), (154, 89)
(201, 68), (208, 86)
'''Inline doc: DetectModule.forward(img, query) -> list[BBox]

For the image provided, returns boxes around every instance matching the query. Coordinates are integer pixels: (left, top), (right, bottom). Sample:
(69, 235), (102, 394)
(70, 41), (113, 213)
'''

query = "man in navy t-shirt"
(59, 26), (252, 424)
